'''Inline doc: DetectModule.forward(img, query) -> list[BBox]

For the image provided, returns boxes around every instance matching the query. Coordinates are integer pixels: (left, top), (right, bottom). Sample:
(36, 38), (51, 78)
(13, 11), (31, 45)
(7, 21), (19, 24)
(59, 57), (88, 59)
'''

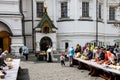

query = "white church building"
(0, 0), (120, 55)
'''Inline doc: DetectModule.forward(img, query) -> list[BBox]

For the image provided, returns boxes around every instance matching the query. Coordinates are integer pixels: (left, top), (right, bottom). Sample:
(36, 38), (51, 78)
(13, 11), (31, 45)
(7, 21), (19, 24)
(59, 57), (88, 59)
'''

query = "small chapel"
(35, 5), (57, 52)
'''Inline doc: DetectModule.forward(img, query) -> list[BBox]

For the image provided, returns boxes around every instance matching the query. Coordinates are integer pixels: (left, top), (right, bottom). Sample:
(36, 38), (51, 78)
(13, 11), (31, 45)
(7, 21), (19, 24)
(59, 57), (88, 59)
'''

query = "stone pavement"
(17, 54), (104, 80)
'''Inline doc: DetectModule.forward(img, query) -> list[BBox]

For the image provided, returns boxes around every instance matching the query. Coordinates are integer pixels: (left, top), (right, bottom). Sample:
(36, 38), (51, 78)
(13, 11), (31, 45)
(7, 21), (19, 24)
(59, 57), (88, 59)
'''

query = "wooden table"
(73, 58), (120, 80)
(3, 59), (20, 80)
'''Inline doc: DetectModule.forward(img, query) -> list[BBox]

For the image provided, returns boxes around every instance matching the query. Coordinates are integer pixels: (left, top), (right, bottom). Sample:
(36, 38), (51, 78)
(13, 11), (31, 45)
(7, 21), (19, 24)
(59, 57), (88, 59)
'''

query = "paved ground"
(17, 54), (104, 80)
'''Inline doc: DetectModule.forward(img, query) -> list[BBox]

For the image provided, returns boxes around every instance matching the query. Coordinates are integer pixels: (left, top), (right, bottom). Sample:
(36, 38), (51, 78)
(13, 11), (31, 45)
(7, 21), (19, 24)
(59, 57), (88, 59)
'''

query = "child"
(60, 53), (65, 66)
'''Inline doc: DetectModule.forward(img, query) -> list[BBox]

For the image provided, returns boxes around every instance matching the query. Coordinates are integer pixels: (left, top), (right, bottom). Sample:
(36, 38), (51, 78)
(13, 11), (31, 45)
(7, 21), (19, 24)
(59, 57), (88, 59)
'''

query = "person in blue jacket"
(68, 47), (74, 67)
(22, 45), (29, 61)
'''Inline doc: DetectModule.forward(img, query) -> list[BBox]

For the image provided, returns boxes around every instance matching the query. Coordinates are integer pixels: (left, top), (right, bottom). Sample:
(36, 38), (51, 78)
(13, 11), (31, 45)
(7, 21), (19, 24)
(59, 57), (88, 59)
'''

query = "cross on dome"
(44, 0), (47, 9)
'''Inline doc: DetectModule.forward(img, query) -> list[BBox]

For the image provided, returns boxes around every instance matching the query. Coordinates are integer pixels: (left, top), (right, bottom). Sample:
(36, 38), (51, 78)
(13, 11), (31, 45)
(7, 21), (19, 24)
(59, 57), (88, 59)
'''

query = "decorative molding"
(61, 40), (71, 42)
(24, 34), (32, 36)
(98, 0), (104, 4)
(114, 39), (120, 42)
(107, 20), (118, 24)
(12, 35), (22, 37)
(78, 19), (93, 21)
(35, 30), (56, 33)
(0, 13), (21, 15)
(12, 34), (32, 37)
(0, 15), (22, 18)
(24, 20), (32, 22)
(0, 13), (22, 18)
(58, 0), (70, 3)
(97, 19), (104, 23)
(0, 0), (18, 4)
(57, 18), (74, 22)
(36, 0), (44, 2)
(57, 32), (119, 37)
(78, 17), (93, 21)
(79, 0), (92, 2)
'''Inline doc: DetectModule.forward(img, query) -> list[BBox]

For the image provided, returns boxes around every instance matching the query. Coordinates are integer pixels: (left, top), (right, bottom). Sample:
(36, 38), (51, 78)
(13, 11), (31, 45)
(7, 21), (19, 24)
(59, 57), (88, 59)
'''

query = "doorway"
(65, 42), (69, 49)
(0, 38), (3, 49)
(0, 31), (11, 51)
(40, 37), (52, 51)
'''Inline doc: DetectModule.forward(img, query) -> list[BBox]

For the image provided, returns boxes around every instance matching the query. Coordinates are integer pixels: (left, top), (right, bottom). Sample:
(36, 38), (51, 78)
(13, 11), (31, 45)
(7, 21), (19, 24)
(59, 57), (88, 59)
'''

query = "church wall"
(24, 22), (32, 35)
(3, 17), (24, 56)
(46, 0), (54, 20)
(57, 20), (119, 48)
(0, 0), (120, 53)
(26, 36), (33, 51)
(56, 0), (97, 20)
(0, 22), (9, 32)
(22, 0), (120, 52)
(57, 34), (96, 52)
(0, 0), (19, 14)
(36, 33), (57, 51)
(77, 0), (97, 20)
(22, 0), (32, 20)
(0, 0), (23, 56)
(0, 16), (24, 56)
(57, 32), (119, 52)
(0, 17), (22, 35)
(22, 0), (34, 50)
(0, 0), (22, 36)
(24, 21), (33, 50)
(104, 24), (119, 36)
(57, 21), (96, 33)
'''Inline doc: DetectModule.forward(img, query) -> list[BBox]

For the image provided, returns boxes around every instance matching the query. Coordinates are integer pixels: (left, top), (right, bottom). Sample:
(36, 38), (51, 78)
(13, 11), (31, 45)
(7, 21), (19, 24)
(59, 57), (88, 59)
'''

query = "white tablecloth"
(74, 58), (120, 75)
(4, 59), (20, 80)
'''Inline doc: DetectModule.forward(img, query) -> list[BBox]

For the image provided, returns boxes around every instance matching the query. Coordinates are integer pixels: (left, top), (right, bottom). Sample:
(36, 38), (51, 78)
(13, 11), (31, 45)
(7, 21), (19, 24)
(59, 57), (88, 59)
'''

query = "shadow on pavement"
(17, 67), (30, 80)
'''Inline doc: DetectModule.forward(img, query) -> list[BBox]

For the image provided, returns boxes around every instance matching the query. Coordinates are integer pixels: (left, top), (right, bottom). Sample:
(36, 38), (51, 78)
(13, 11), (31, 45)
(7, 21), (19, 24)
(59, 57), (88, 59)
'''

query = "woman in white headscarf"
(47, 46), (53, 62)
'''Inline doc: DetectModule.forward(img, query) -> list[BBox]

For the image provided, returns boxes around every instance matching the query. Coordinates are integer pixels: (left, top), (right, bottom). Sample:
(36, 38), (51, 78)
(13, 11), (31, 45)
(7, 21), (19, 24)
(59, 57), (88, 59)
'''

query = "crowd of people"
(60, 43), (120, 67)
(0, 45), (29, 79)
(74, 43), (120, 65)
(0, 48), (11, 79)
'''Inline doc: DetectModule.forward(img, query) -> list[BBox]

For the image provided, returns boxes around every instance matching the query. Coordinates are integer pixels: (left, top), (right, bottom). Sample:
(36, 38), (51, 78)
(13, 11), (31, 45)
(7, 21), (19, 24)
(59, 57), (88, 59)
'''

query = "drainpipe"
(96, 0), (98, 46)
(31, 0), (35, 53)
(19, 0), (26, 46)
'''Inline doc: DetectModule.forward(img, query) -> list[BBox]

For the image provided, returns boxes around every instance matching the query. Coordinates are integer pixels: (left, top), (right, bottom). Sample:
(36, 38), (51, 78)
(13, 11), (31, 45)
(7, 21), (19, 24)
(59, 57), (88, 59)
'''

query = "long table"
(73, 58), (120, 80)
(4, 59), (20, 80)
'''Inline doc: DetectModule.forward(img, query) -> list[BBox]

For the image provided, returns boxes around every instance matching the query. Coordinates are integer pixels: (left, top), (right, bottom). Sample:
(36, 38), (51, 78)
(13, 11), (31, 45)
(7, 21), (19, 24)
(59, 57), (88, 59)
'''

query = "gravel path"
(17, 54), (104, 80)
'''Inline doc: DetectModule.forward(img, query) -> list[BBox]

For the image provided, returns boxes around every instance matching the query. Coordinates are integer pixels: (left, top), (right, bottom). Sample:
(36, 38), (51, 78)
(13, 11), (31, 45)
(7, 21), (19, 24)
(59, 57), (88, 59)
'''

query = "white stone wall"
(1, 18), (22, 34)
(23, 0), (120, 52)
(35, 33), (57, 51)
(0, 22), (9, 32)
(11, 37), (24, 54)
(25, 22), (32, 35)
(56, 0), (120, 51)
(0, 0), (19, 14)
(22, 0), (32, 20)
(57, 34), (96, 52)
(0, 0), (23, 56)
